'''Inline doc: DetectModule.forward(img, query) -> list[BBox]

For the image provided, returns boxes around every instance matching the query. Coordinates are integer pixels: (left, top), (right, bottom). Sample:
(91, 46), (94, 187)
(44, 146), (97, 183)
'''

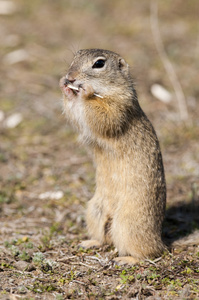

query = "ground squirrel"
(59, 48), (167, 265)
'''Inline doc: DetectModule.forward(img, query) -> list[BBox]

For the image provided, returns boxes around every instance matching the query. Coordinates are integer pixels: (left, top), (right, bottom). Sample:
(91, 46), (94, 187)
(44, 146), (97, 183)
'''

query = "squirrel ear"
(118, 58), (129, 71)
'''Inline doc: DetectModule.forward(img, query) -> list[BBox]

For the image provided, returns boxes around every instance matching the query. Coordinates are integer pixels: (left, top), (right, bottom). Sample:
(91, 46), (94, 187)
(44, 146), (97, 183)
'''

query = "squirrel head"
(66, 49), (130, 90)
(60, 49), (139, 142)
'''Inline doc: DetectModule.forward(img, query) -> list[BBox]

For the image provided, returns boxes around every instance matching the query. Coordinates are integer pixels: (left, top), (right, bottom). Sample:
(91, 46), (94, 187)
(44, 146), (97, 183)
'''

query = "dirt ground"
(0, 0), (199, 299)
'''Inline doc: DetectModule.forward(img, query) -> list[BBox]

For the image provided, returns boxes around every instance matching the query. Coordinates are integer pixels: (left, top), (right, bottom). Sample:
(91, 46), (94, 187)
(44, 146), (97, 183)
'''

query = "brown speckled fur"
(60, 49), (167, 264)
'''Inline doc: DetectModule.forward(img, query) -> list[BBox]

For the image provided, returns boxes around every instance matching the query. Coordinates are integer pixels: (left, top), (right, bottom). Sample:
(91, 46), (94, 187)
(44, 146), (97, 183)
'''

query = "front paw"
(79, 239), (101, 249)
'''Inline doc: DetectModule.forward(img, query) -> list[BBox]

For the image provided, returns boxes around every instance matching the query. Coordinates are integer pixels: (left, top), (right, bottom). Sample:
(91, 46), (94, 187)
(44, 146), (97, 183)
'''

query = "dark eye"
(92, 59), (105, 69)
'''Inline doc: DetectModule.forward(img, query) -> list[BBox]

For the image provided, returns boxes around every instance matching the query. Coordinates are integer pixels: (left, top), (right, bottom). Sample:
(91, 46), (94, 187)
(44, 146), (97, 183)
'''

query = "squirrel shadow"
(163, 199), (199, 247)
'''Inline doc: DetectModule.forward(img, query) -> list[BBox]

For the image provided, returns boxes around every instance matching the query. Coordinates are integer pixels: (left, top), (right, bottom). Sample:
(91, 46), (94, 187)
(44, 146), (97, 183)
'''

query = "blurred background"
(0, 1), (199, 296)
(0, 0), (199, 237)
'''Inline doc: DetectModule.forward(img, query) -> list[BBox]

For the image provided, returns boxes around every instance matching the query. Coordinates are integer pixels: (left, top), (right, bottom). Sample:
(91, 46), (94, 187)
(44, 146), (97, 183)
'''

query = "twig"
(150, 1), (189, 124)
(73, 280), (86, 285)
(96, 264), (112, 272)
(145, 256), (162, 265)
(85, 255), (106, 266)
(153, 256), (162, 263)
(85, 255), (101, 262)
(68, 84), (103, 99)
(145, 259), (157, 266)
(70, 262), (98, 269)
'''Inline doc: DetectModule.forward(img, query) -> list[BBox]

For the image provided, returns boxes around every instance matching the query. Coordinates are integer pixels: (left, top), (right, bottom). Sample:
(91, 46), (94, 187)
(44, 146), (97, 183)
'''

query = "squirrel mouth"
(60, 78), (80, 96)
(60, 77), (103, 99)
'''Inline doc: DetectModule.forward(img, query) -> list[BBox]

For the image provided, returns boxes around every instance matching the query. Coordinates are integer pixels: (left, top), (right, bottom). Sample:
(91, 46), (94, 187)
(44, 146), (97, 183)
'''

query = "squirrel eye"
(92, 59), (105, 69)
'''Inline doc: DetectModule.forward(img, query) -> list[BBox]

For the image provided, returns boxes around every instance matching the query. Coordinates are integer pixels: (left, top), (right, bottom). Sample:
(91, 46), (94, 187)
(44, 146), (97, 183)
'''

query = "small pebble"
(14, 261), (28, 271)
(0, 110), (5, 122)
(151, 83), (172, 103)
(39, 190), (64, 200)
(4, 49), (29, 65)
(0, 0), (16, 15)
(4, 113), (23, 128)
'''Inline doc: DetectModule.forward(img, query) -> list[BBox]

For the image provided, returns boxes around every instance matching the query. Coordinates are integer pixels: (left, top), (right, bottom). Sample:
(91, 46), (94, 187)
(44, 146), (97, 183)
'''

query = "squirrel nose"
(65, 72), (76, 84)
(64, 78), (75, 85)
(64, 77), (76, 86)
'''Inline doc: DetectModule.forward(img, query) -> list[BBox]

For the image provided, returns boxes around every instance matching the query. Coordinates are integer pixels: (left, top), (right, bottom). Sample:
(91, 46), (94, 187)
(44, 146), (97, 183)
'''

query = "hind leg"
(111, 211), (164, 265)
(111, 226), (142, 265)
